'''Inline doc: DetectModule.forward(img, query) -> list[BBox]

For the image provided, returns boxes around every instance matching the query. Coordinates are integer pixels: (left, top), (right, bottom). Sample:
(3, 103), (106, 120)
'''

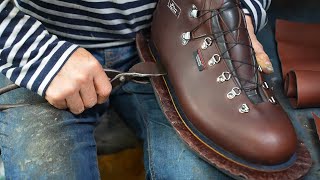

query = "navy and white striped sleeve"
(0, 0), (79, 96)
(240, 0), (271, 33)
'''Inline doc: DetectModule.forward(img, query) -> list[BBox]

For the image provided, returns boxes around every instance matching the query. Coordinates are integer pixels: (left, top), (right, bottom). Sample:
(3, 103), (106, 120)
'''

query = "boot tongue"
(209, 0), (261, 103)
(222, 20), (259, 99)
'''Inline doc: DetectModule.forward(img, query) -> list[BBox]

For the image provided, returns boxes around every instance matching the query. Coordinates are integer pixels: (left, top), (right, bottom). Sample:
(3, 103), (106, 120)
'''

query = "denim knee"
(0, 103), (101, 179)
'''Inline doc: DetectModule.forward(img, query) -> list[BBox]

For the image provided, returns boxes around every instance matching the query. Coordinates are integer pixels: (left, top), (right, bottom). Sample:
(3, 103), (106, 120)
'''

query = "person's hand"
(245, 15), (274, 74)
(45, 48), (112, 114)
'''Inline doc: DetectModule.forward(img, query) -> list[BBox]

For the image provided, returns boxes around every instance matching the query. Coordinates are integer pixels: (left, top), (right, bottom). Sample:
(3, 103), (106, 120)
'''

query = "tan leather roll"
(284, 70), (320, 108)
(276, 20), (320, 78)
(276, 19), (320, 108)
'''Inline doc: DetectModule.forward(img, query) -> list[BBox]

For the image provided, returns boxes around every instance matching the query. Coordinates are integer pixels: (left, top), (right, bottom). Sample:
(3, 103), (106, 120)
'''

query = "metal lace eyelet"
(269, 96), (276, 104)
(190, 4), (199, 18)
(227, 87), (241, 100)
(258, 66), (263, 72)
(239, 104), (250, 113)
(217, 72), (231, 83)
(262, 81), (269, 89)
(208, 54), (221, 66)
(201, 37), (212, 50)
(181, 32), (191, 45)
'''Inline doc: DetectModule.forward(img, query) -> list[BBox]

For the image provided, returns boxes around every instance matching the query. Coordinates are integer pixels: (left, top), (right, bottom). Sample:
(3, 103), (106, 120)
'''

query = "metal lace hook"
(217, 72), (231, 83)
(227, 87), (241, 100)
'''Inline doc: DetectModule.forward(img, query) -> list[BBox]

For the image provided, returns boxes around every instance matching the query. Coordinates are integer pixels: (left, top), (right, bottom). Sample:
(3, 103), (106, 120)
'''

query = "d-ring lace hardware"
(262, 81), (269, 89)
(227, 87), (241, 100)
(181, 32), (191, 45)
(201, 37), (213, 50)
(269, 96), (276, 104)
(190, 5), (199, 18)
(183, 2), (261, 103)
(239, 104), (250, 113)
(217, 72), (231, 83)
(208, 54), (221, 66)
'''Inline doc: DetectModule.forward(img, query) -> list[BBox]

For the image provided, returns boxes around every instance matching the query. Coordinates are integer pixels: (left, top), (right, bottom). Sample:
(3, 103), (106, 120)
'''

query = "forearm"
(240, 0), (271, 33)
(0, 0), (78, 96)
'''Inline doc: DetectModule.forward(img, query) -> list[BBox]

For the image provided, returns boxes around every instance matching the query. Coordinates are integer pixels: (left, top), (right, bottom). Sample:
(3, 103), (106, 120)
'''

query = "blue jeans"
(0, 45), (230, 179)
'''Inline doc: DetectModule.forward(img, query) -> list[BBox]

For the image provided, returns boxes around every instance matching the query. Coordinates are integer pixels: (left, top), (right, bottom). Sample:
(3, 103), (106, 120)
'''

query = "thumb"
(245, 15), (274, 74)
(255, 51), (274, 74)
(250, 35), (274, 74)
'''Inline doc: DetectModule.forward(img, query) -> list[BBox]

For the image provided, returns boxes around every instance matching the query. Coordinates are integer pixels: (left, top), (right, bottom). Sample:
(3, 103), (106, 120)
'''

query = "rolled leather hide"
(276, 19), (320, 108)
(284, 70), (320, 108)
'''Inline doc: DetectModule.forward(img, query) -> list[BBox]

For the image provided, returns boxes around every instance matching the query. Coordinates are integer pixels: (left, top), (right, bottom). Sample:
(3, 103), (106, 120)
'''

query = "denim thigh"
(110, 82), (232, 180)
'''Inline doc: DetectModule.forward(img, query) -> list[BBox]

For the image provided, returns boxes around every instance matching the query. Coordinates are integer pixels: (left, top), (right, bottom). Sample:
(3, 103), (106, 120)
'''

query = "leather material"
(211, 1), (259, 101)
(312, 113), (320, 141)
(284, 71), (320, 108)
(276, 19), (320, 108)
(136, 32), (312, 180)
(128, 62), (165, 75)
(276, 20), (320, 78)
(150, 0), (297, 166)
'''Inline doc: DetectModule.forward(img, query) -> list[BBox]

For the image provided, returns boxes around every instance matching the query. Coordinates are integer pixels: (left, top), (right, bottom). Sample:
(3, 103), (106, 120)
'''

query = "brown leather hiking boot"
(136, 0), (312, 179)
(150, 0), (296, 167)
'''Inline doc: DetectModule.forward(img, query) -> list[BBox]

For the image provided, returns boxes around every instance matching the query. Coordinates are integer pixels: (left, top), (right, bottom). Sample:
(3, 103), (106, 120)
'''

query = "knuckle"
(75, 74), (90, 84)
(47, 86), (78, 101)
(64, 87), (78, 96)
(46, 98), (66, 109)
(47, 92), (64, 102)
(85, 60), (100, 72)
(88, 58), (100, 68)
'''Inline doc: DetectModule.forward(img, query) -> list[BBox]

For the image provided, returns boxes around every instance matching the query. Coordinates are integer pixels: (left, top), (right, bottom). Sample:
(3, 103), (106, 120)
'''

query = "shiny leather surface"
(150, 0), (298, 165)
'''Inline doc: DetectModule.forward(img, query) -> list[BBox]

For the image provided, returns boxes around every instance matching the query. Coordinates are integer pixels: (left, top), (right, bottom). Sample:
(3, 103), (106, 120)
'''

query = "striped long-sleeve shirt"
(0, 0), (271, 96)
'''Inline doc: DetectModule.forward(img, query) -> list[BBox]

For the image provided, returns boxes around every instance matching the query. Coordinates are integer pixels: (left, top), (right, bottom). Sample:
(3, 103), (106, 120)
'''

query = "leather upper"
(150, 0), (297, 165)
